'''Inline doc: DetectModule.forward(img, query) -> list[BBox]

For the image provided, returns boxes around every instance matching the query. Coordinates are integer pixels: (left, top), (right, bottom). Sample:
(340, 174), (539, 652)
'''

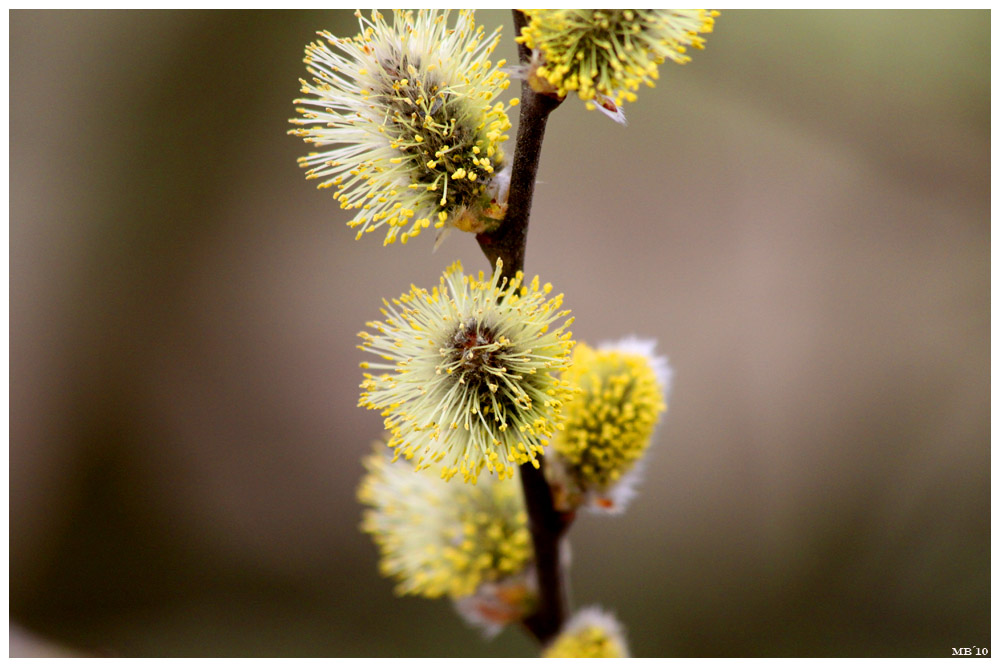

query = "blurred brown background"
(10, 10), (989, 657)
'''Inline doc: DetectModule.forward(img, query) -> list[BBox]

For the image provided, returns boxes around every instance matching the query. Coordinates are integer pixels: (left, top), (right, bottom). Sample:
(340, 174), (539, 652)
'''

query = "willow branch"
(475, 9), (570, 646)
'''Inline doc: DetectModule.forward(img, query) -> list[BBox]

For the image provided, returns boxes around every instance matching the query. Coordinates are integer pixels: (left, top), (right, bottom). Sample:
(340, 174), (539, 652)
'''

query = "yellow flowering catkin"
(543, 607), (630, 658)
(555, 342), (666, 490)
(519, 10), (718, 109)
(358, 260), (575, 483)
(290, 10), (515, 245)
(358, 447), (532, 599)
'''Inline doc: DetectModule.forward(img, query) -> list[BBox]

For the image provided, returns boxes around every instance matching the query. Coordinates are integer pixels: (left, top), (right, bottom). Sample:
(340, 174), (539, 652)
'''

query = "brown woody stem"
(475, 9), (571, 646)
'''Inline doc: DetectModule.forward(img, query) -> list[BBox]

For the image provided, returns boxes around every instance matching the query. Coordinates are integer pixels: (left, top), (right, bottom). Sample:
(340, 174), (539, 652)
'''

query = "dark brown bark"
(475, 10), (571, 647)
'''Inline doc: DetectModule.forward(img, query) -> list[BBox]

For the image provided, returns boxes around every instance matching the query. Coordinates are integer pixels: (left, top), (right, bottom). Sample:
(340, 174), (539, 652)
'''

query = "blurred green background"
(10, 10), (989, 657)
